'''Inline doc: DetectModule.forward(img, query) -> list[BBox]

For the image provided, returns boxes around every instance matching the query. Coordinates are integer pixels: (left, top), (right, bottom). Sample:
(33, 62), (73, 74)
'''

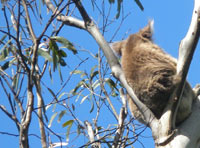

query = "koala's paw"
(193, 84), (200, 97)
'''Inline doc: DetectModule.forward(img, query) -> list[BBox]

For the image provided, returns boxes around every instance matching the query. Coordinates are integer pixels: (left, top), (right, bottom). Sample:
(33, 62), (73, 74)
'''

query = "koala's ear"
(110, 40), (126, 56)
(140, 20), (154, 40)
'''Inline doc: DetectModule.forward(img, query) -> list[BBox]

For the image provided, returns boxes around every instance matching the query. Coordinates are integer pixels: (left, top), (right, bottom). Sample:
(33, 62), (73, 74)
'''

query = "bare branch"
(112, 88), (127, 148)
(0, 73), (24, 115)
(22, 0), (36, 41)
(35, 71), (47, 148)
(44, 0), (85, 29)
(0, 105), (19, 127)
(98, 48), (119, 120)
(84, 121), (98, 148)
(57, 15), (86, 30)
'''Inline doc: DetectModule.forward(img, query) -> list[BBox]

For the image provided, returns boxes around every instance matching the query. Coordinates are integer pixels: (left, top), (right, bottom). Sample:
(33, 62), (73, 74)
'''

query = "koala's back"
(121, 35), (177, 118)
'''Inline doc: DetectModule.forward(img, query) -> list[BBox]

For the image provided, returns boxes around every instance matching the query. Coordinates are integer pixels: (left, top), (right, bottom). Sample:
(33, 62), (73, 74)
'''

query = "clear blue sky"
(0, 0), (199, 148)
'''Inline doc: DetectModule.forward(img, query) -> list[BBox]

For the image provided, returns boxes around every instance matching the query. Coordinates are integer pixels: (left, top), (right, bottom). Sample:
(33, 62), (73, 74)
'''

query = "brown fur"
(112, 21), (195, 123)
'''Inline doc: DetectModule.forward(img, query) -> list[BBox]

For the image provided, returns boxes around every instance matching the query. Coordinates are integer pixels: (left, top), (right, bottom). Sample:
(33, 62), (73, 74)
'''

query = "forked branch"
(155, 0), (200, 145)
(173, 0), (200, 127)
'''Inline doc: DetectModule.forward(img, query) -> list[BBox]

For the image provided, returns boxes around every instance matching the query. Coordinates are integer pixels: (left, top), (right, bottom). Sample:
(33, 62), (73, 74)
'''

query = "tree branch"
(44, 0), (86, 30)
(112, 88), (127, 148)
(22, 0), (36, 41)
(34, 69), (47, 148)
(173, 0), (200, 127)
(57, 15), (86, 30)
(0, 105), (19, 127)
(154, 0), (200, 145)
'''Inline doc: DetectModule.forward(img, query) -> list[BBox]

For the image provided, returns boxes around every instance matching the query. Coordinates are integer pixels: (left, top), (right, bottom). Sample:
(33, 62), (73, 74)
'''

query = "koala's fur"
(111, 21), (196, 124)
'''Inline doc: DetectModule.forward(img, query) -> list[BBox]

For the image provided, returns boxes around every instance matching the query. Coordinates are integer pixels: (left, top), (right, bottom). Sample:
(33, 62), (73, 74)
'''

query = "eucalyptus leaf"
(49, 39), (59, 71)
(0, 34), (7, 44)
(89, 97), (94, 113)
(58, 110), (66, 123)
(135, 0), (144, 11)
(62, 119), (74, 127)
(1, 61), (9, 70)
(63, 120), (74, 142)
(80, 95), (89, 104)
(57, 63), (63, 82)
(70, 70), (83, 75)
(59, 58), (67, 66)
(90, 71), (98, 81)
(105, 78), (117, 91)
(0, 39), (12, 61)
(51, 36), (77, 54)
(38, 48), (52, 61)
(58, 49), (67, 57)
(48, 112), (58, 128)
(116, 0), (122, 19)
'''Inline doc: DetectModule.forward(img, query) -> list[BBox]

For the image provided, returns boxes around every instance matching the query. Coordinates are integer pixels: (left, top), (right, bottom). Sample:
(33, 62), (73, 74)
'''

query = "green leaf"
(70, 70), (83, 75)
(58, 92), (67, 100)
(92, 80), (100, 90)
(62, 119), (74, 127)
(0, 39), (12, 61)
(70, 70), (86, 78)
(48, 112), (58, 128)
(80, 95), (89, 104)
(1, 61), (9, 70)
(51, 36), (77, 54)
(0, 34), (7, 41)
(63, 120), (74, 142)
(105, 78), (117, 91)
(90, 71), (98, 81)
(116, 0), (122, 19)
(38, 48), (52, 61)
(72, 103), (75, 111)
(59, 58), (67, 66)
(135, 0), (144, 11)
(109, 0), (115, 3)
(111, 91), (118, 97)
(12, 72), (20, 90)
(0, 34), (7, 45)
(75, 92), (83, 102)
(49, 39), (59, 71)
(89, 97), (94, 113)
(90, 65), (97, 76)
(58, 49), (67, 57)
(48, 65), (53, 82)
(77, 125), (81, 135)
(47, 87), (56, 97)
(58, 110), (66, 123)
(47, 87), (57, 111)
(57, 63), (63, 82)
(72, 80), (85, 95)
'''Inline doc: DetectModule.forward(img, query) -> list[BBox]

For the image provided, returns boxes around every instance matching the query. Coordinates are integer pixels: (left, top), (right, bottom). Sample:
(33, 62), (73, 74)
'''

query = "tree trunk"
(19, 125), (29, 148)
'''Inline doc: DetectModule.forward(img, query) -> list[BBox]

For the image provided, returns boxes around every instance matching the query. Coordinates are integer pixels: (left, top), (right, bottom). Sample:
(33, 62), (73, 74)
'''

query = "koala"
(111, 20), (197, 124)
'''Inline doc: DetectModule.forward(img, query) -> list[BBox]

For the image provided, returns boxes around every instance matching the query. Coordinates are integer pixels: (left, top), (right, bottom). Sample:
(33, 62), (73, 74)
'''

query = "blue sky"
(0, 0), (199, 148)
